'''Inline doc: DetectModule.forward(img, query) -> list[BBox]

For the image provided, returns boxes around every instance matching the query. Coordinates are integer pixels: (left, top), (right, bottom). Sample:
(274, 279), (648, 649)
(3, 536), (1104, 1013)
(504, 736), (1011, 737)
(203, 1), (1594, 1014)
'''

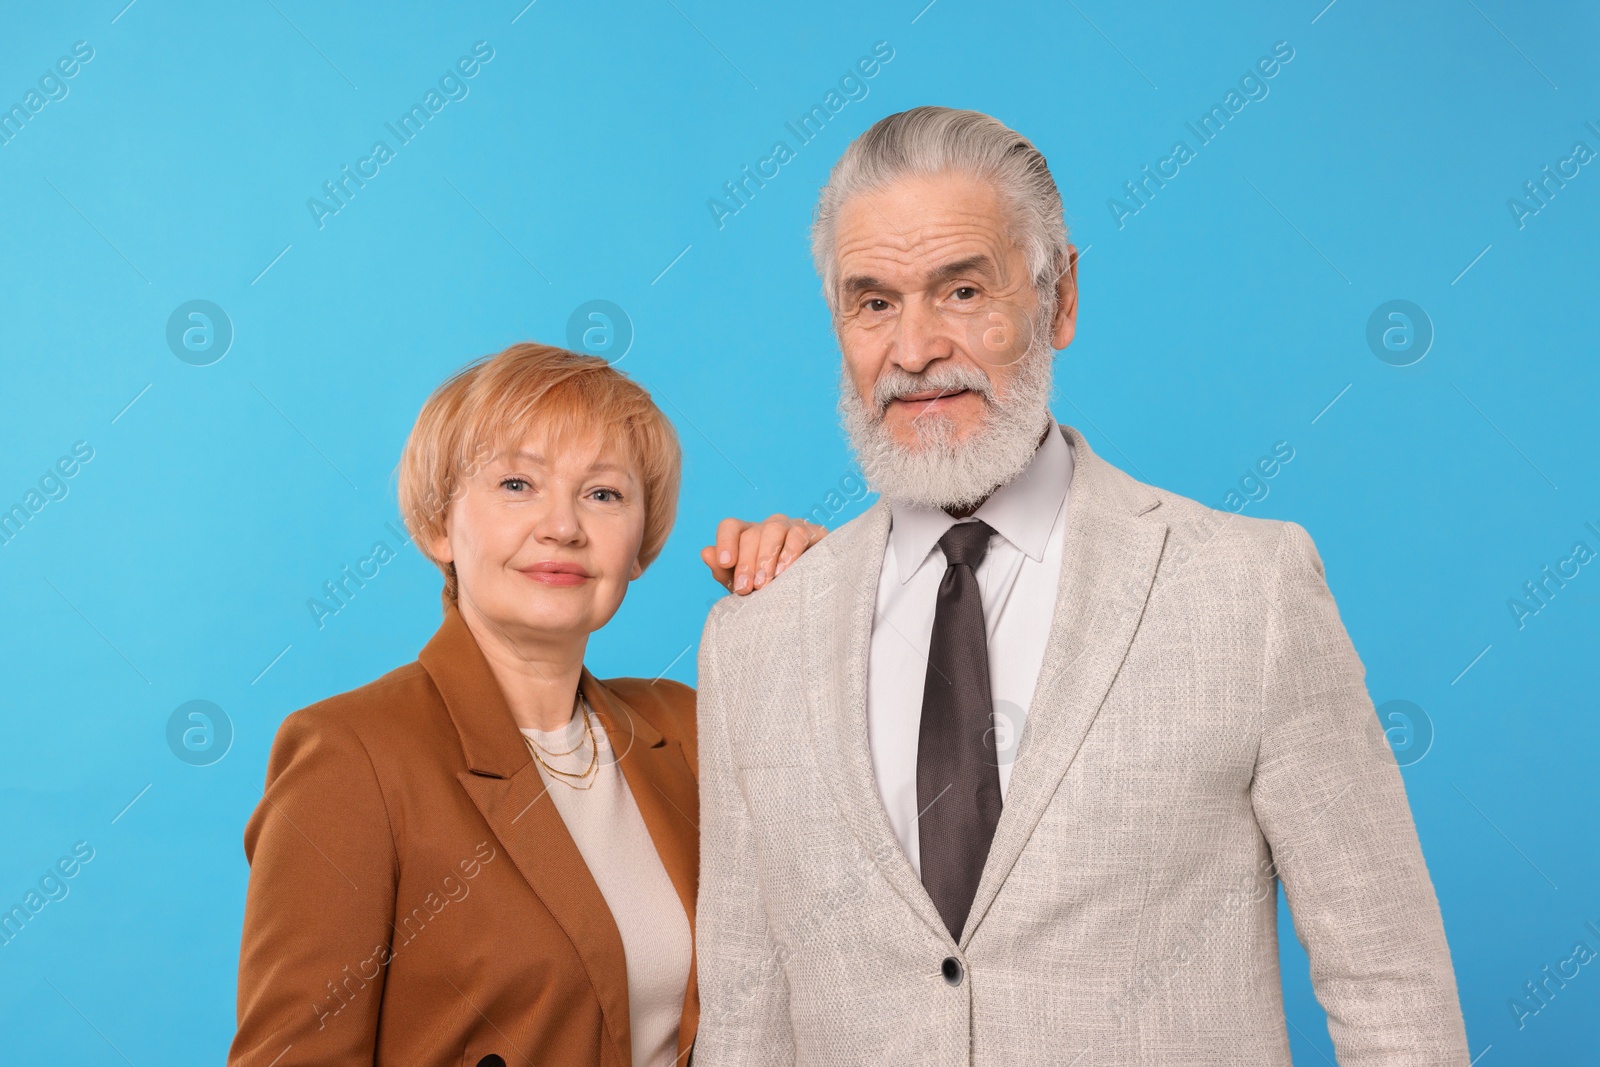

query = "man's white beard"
(839, 332), (1055, 511)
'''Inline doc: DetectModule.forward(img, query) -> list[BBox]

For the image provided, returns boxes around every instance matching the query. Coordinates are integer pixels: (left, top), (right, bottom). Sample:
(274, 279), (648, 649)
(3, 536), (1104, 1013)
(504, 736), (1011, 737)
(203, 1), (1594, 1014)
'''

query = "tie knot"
(938, 520), (994, 570)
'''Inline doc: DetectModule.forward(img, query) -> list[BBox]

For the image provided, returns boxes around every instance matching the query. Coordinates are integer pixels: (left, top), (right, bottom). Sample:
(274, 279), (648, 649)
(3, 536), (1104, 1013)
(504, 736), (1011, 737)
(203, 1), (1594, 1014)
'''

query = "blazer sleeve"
(1250, 521), (1470, 1066)
(229, 709), (399, 1067)
(691, 606), (797, 1066)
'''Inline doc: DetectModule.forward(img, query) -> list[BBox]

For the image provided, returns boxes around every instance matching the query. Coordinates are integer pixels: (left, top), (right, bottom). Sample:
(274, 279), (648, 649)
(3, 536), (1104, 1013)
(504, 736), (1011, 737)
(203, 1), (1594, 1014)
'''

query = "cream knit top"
(519, 703), (692, 1067)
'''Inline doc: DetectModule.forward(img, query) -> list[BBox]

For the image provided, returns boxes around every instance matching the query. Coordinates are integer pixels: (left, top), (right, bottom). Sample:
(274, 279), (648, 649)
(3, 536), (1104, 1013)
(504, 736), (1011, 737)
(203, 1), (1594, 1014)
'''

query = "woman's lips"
(519, 562), (592, 587)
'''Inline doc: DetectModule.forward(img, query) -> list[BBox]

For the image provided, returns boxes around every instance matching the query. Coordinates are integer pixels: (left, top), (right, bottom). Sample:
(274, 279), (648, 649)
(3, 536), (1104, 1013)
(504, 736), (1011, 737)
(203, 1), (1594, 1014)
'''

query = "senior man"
(692, 106), (1469, 1065)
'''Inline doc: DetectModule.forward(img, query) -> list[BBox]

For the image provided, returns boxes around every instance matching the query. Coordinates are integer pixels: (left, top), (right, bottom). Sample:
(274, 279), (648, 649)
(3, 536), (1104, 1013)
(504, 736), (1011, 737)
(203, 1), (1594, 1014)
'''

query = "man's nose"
(893, 297), (954, 373)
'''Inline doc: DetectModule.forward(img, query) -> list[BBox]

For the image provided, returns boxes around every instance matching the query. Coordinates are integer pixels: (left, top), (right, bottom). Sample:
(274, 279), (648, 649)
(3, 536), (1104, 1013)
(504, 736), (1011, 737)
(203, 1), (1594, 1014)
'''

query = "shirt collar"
(887, 421), (1074, 584)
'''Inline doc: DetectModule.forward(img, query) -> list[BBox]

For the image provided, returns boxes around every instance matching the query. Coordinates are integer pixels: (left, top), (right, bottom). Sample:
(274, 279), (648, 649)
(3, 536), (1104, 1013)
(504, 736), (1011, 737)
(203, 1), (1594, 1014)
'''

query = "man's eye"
(864, 298), (890, 312)
(952, 286), (978, 300)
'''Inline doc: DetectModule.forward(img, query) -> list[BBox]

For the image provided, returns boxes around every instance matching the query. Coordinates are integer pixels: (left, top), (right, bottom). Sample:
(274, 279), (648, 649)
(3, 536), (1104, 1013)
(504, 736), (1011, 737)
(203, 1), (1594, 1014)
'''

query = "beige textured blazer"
(693, 422), (1469, 1066)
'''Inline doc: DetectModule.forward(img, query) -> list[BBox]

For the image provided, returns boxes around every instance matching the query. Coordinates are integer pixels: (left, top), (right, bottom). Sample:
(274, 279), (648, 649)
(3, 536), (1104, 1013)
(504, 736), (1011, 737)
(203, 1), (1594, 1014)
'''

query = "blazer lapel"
(959, 424), (1169, 944)
(583, 671), (698, 920)
(419, 603), (633, 1067)
(582, 673), (702, 1063)
(801, 502), (955, 943)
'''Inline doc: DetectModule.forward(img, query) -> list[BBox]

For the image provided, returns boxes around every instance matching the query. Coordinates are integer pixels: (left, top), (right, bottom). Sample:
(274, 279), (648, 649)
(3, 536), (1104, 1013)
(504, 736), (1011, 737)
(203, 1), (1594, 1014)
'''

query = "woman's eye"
(500, 477), (529, 492)
(591, 487), (622, 503)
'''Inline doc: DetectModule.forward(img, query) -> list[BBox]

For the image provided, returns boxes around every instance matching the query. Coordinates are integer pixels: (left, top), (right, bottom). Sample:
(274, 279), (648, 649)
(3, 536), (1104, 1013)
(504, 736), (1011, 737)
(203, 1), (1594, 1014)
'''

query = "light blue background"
(1, 0), (1596, 1062)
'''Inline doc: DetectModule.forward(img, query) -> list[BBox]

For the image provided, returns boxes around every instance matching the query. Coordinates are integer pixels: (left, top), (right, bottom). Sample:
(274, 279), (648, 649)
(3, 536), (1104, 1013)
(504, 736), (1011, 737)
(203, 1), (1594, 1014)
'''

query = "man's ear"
(1049, 244), (1079, 350)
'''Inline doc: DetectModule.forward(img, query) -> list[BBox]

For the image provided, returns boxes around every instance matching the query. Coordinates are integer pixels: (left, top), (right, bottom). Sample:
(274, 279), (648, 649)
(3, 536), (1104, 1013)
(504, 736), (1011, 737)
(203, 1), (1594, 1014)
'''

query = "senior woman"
(229, 342), (822, 1067)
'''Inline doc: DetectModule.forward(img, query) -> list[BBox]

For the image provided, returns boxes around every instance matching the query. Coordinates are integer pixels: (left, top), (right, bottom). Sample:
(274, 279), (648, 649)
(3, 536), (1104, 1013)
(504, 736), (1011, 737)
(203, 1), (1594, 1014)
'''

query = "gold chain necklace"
(529, 688), (588, 757)
(524, 691), (599, 790)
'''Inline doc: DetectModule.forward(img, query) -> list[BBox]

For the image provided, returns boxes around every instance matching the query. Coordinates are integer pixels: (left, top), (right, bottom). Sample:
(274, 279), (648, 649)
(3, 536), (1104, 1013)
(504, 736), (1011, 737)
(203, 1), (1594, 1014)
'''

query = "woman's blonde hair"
(397, 342), (681, 601)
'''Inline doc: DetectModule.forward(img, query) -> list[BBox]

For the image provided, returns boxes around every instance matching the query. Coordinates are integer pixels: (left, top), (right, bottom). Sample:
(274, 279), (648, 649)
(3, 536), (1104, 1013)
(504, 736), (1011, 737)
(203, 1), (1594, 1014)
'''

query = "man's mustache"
(870, 365), (996, 415)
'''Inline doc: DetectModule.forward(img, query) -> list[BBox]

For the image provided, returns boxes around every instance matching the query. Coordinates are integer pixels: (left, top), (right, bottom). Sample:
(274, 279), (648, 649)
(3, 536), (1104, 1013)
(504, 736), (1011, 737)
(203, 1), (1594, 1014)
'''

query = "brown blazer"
(230, 600), (700, 1067)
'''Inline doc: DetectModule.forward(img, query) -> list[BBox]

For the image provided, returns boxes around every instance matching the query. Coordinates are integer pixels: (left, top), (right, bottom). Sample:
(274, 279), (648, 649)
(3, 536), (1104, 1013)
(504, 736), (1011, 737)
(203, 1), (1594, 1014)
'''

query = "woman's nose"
(531, 496), (583, 543)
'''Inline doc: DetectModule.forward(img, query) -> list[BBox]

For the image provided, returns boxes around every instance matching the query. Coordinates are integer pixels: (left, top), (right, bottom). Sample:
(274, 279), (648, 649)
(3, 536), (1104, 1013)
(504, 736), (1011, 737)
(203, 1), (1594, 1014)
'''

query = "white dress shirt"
(866, 423), (1074, 876)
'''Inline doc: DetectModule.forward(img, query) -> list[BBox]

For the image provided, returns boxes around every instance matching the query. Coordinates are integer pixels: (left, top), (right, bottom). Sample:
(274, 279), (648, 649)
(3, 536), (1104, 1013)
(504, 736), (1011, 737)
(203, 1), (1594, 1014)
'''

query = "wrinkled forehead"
(832, 172), (1029, 292)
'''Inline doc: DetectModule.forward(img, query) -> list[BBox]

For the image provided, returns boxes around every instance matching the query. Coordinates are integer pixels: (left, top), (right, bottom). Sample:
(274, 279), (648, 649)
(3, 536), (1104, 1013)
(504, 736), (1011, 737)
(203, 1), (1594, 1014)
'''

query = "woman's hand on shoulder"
(700, 514), (827, 595)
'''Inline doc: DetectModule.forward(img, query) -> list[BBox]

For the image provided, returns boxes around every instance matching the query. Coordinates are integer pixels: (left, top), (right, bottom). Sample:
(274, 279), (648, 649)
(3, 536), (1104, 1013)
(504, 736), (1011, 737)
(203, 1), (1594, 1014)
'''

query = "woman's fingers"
(750, 514), (794, 589)
(707, 516), (830, 595)
(713, 517), (746, 569)
(776, 520), (826, 576)
(704, 517), (749, 591)
(700, 545), (734, 591)
(732, 524), (764, 593)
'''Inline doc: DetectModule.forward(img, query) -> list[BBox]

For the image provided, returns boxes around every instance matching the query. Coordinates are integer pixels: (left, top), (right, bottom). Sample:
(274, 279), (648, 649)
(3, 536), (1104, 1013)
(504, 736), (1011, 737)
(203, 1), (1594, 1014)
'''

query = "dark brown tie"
(917, 519), (1003, 942)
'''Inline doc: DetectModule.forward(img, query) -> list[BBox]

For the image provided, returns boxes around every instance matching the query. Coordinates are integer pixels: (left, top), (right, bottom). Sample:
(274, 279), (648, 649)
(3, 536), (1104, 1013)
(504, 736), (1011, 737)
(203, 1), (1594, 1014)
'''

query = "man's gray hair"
(810, 106), (1071, 317)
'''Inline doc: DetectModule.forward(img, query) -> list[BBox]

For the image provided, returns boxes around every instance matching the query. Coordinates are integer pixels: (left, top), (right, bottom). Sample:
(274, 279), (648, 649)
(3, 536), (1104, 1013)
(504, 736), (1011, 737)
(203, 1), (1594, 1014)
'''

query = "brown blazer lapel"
(585, 674), (702, 1062)
(584, 673), (698, 928)
(419, 603), (635, 1067)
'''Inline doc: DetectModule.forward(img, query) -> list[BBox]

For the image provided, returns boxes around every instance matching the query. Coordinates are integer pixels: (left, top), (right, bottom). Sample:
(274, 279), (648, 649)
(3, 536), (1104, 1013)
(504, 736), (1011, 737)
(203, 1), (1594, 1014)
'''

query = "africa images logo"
(1107, 40), (1295, 229)
(706, 41), (895, 230)
(306, 42), (495, 230)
